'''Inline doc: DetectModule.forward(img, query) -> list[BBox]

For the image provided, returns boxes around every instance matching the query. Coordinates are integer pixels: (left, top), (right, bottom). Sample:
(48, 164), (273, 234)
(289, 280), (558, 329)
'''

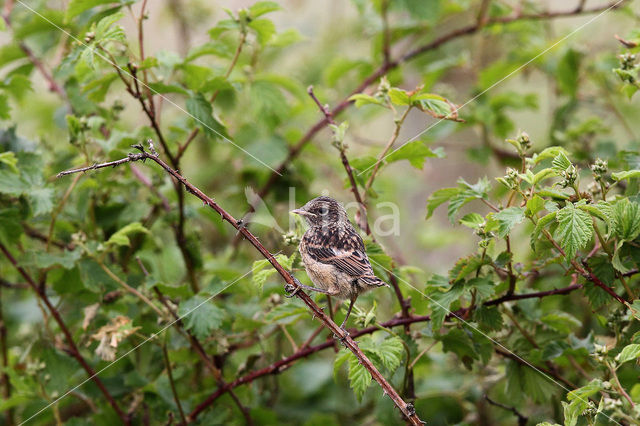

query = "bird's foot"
(284, 283), (300, 298)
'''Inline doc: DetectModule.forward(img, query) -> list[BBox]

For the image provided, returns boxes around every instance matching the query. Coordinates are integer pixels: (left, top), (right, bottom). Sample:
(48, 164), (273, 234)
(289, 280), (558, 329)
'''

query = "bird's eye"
(319, 206), (329, 215)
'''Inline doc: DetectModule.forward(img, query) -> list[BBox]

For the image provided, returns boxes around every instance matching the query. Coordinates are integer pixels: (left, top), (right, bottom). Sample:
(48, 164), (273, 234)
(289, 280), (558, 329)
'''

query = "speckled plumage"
(292, 196), (388, 327)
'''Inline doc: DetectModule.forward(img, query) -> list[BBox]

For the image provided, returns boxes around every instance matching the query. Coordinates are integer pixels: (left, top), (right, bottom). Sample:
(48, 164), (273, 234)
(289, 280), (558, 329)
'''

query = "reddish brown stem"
(250, 0), (628, 209)
(307, 86), (370, 234)
(0, 243), (129, 424)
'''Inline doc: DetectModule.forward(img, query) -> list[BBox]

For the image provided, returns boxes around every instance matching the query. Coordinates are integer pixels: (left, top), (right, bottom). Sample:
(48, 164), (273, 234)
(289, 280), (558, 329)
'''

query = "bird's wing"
(303, 228), (373, 277)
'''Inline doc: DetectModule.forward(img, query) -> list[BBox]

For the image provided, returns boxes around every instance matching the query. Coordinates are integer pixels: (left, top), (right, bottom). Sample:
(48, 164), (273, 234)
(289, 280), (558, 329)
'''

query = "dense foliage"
(1, 0), (640, 425)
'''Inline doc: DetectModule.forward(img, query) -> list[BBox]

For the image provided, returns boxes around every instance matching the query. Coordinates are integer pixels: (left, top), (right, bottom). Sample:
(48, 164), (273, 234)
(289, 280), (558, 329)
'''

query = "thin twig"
(364, 106), (412, 197)
(249, 1), (628, 211)
(307, 86), (370, 233)
(0, 243), (129, 424)
(162, 342), (187, 424)
(484, 394), (528, 426)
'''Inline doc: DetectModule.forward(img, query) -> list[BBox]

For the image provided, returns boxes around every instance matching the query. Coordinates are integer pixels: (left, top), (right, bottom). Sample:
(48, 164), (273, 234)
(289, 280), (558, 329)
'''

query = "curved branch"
(252, 0), (628, 206)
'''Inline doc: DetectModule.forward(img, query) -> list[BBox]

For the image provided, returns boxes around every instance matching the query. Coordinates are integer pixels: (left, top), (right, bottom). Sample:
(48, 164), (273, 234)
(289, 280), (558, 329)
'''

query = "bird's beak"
(291, 208), (313, 217)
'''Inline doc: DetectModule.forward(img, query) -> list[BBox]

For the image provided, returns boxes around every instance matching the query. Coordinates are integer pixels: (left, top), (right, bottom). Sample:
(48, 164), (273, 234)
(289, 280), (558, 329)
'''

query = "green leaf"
(473, 306), (503, 331)
(29, 187), (54, 216)
(360, 336), (404, 372)
(540, 312), (581, 334)
(348, 356), (372, 401)
(426, 187), (459, 220)
(388, 88), (410, 105)
(490, 207), (525, 238)
(248, 1), (282, 18)
(532, 168), (555, 186)
(385, 140), (442, 169)
(552, 152), (571, 172)
(178, 296), (225, 340)
(252, 254), (294, 292)
(553, 203), (592, 259)
(576, 203), (610, 225)
(66, 0), (115, 21)
(185, 92), (230, 140)
(147, 82), (189, 96)
(443, 178), (491, 223)
(439, 328), (477, 365)
(611, 199), (640, 241)
(106, 222), (149, 246)
(0, 151), (18, 173)
(25, 249), (82, 270)
(526, 195), (545, 216)
(429, 282), (465, 330)
(248, 18), (276, 45)
(612, 169), (640, 181)
(617, 343), (640, 365)
(333, 349), (351, 380)
(348, 93), (385, 108)
(459, 213), (485, 229)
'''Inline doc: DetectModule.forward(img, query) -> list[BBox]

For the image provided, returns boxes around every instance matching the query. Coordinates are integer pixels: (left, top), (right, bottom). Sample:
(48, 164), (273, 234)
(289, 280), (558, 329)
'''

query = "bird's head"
(291, 196), (348, 228)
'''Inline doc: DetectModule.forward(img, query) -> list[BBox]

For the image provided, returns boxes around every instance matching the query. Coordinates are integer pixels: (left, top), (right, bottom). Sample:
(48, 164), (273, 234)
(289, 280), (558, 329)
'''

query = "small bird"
(291, 196), (389, 329)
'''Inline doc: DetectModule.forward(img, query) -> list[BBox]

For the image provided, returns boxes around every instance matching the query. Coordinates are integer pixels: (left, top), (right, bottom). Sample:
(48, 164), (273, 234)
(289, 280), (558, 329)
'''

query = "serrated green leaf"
(28, 187), (54, 216)
(361, 336), (404, 372)
(617, 343), (640, 365)
(386, 140), (441, 169)
(552, 152), (572, 171)
(576, 203), (609, 225)
(178, 296), (225, 340)
(553, 204), (592, 259)
(426, 187), (460, 220)
(348, 356), (372, 401)
(186, 92), (230, 140)
(473, 305), (503, 331)
(459, 213), (484, 229)
(429, 282), (465, 330)
(612, 199), (640, 241)
(388, 88), (410, 105)
(490, 207), (525, 238)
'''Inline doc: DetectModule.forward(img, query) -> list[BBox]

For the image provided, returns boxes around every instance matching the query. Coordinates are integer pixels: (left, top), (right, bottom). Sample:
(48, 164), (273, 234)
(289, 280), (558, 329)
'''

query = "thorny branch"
(307, 87), (416, 395)
(0, 243), (130, 424)
(57, 142), (425, 425)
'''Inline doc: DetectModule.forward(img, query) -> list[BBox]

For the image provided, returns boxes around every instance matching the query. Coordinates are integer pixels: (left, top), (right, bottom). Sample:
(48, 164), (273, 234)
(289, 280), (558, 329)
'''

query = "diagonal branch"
(57, 142), (425, 425)
(250, 0), (628, 211)
(0, 243), (129, 424)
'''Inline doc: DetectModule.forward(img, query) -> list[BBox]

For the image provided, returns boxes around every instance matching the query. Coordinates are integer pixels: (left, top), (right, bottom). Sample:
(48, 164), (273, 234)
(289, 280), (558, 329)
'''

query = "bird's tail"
(360, 275), (390, 288)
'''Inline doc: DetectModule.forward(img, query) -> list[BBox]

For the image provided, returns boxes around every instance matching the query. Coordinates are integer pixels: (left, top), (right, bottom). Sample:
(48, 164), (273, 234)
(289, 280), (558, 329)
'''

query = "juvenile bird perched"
(291, 196), (389, 329)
